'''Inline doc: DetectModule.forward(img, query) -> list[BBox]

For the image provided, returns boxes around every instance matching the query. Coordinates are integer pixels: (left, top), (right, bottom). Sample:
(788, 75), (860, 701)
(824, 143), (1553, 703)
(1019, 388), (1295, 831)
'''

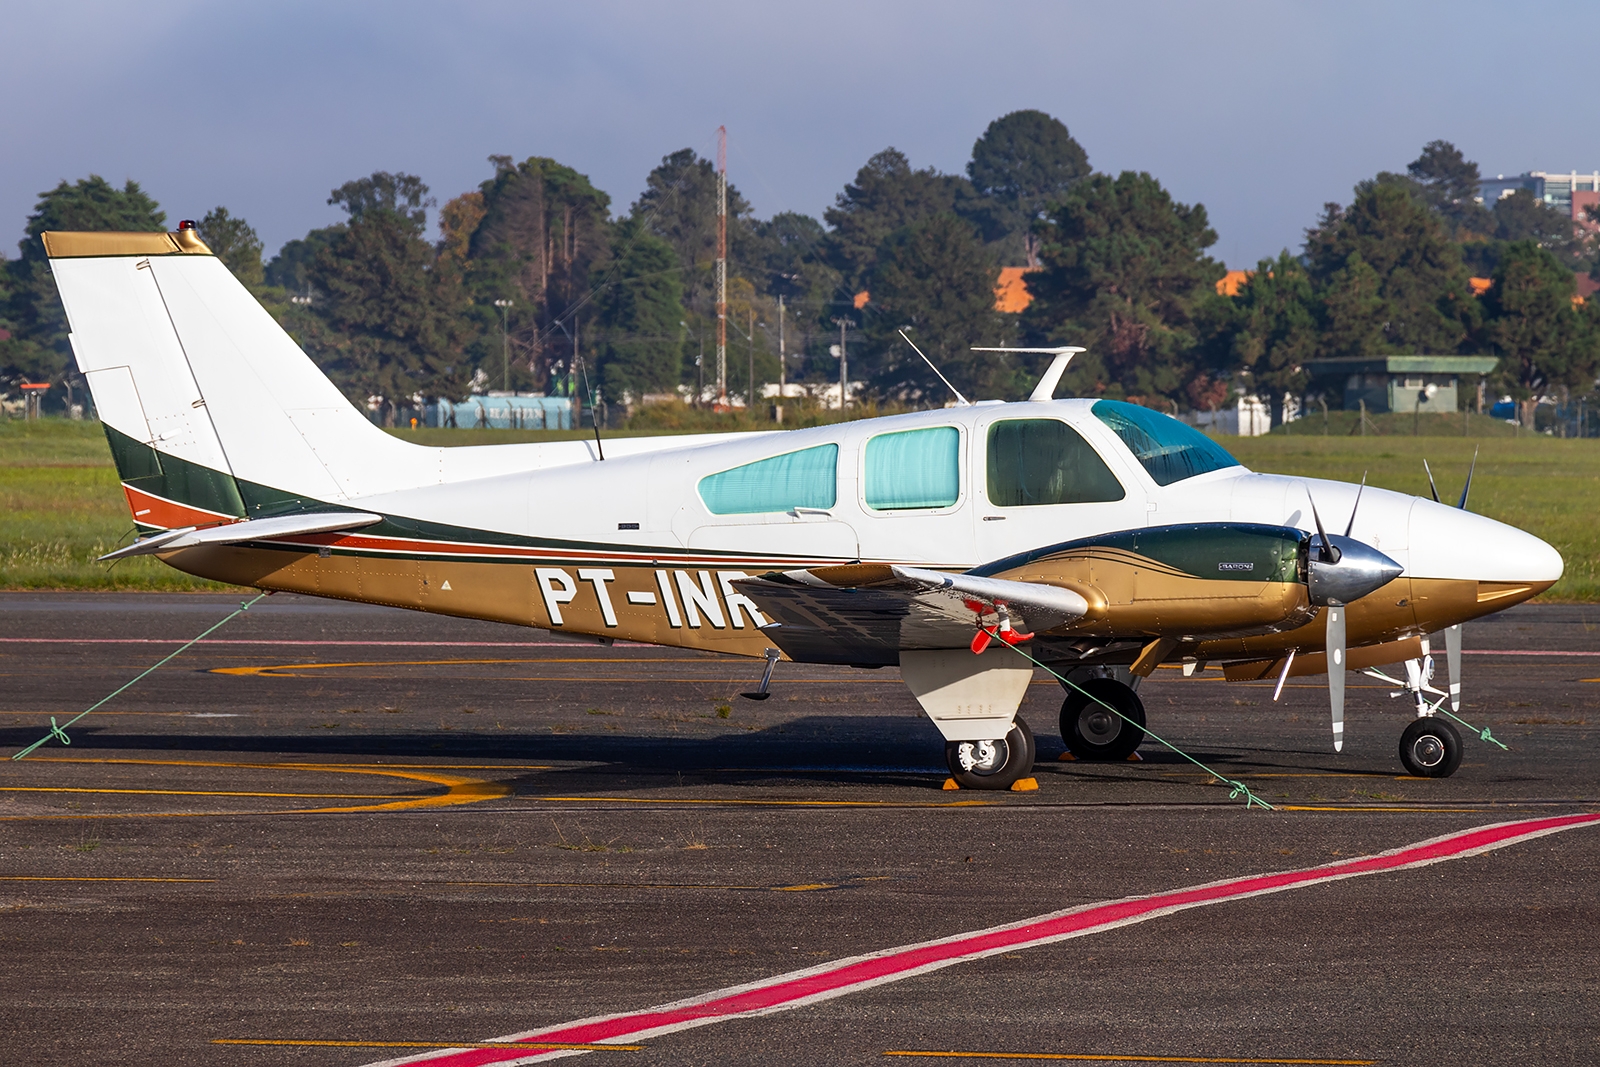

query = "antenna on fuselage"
(897, 329), (970, 406)
(970, 346), (1086, 402)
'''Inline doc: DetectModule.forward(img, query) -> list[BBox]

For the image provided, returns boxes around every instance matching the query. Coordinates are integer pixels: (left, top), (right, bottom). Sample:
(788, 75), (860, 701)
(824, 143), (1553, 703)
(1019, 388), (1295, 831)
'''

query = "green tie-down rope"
(11, 593), (268, 761)
(1439, 708), (1509, 750)
(993, 636), (1275, 810)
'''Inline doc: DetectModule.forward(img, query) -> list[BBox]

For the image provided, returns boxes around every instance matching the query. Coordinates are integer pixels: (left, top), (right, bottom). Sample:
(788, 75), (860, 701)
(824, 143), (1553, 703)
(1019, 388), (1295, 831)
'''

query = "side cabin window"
(986, 419), (1125, 507)
(1090, 399), (1240, 486)
(863, 426), (960, 510)
(698, 444), (839, 515)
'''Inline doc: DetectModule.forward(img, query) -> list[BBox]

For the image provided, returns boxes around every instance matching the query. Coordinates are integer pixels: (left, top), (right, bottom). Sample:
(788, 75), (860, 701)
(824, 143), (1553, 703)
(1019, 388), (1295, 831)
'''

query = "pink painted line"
(1461, 649), (1600, 657)
(0, 639), (649, 648)
(364, 813), (1600, 1067)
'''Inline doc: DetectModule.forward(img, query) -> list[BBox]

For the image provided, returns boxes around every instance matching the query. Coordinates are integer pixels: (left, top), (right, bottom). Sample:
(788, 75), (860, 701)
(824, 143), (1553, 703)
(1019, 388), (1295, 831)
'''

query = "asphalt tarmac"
(1, 592), (1597, 1066)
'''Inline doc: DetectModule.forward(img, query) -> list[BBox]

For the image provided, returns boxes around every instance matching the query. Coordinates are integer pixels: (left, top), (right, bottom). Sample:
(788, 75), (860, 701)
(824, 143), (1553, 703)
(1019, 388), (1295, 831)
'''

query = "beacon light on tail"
(44, 227), (1563, 789)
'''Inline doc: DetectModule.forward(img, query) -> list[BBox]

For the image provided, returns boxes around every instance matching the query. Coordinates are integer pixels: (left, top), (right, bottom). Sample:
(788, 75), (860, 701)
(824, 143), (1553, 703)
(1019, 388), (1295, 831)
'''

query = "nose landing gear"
(1398, 715), (1462, 778)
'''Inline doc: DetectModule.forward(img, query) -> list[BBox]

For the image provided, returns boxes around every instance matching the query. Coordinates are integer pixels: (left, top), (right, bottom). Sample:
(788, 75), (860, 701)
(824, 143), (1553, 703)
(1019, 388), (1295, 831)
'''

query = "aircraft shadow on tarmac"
(0, 716), (1358, 794)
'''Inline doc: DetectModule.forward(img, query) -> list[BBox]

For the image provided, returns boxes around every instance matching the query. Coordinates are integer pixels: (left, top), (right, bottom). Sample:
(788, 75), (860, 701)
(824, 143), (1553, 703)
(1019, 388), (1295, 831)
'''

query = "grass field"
(4, 417), (1596, 599)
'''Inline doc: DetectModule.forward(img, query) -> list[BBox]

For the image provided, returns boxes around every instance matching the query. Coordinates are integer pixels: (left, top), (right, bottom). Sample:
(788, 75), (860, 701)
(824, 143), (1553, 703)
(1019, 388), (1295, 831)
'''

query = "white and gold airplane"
(44, 226), (1562, 788)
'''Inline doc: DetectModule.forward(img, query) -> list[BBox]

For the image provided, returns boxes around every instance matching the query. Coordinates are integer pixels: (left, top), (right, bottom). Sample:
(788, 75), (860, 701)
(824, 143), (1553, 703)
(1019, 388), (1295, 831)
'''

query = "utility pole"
(715, 125), (728, 410)
(748, 307), (756, 413)
(493, 298), (514, 392)
(681, 319), (704, 407)
(776, 294), (785, 425)
(831, 317), (849, 411)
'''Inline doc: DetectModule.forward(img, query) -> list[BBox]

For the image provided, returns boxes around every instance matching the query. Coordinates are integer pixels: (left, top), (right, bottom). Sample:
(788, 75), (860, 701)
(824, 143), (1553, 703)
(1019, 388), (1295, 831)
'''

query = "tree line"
(3, 115), (1598, 422)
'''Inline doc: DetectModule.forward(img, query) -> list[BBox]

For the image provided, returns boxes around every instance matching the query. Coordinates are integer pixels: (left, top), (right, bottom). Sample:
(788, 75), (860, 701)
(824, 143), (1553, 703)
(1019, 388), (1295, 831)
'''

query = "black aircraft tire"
(1398, 716), (1462, 778)
(1061, 679), (1146, 761)
(945, 718), (1034, 790)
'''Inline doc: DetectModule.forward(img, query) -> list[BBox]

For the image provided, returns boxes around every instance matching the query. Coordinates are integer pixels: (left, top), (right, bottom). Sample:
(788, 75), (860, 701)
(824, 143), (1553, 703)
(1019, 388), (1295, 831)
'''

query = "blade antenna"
(1457, 447), (1478, 510)
(899, 329), (969, 406)
(1423, 459), (1440, 503)
(1343, 472), (1367, 538)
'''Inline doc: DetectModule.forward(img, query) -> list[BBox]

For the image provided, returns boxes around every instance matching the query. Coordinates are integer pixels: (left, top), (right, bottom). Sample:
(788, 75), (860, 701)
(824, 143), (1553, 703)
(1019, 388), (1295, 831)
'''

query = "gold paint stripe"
(212, 1038), (640, 1052)
(882, 1052), (1374, 1064)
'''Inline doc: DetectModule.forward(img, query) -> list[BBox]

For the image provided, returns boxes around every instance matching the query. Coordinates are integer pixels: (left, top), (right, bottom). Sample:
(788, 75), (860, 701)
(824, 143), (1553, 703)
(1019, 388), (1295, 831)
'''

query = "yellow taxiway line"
(0, 876), (214, 883)
(0, 787), (398, 800)
(530, 795), (995, 808)
(0, 757), (509, 816)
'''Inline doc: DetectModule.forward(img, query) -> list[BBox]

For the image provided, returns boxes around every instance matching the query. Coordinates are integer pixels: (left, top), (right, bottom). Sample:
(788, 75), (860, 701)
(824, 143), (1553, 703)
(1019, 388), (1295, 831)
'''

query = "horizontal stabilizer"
(99, 512), (383, 561)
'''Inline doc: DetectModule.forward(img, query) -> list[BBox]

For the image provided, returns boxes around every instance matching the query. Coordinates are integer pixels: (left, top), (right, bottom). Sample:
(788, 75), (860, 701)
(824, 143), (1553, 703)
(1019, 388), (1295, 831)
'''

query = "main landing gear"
(1059, 677), (1146, 761)
(945, 719), (1035, 790)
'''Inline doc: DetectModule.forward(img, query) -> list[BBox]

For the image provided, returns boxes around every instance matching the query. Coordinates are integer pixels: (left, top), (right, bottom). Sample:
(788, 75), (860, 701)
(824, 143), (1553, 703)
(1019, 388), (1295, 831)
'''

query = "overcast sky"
(4, 1), (1594, 269)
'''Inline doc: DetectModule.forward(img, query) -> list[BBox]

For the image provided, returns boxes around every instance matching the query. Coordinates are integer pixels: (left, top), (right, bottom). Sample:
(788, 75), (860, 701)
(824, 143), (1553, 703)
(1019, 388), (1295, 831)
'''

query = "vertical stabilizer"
(47, 229), (424, 518)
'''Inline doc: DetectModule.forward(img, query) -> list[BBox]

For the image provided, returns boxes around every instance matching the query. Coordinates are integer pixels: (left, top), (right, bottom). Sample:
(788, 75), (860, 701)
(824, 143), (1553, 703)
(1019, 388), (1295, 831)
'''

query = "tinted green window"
(864, 426), (960, 510)
(986, 419), (1125, 507)
(699, 444), (838, 515)
(1091, 400), (1240, 486)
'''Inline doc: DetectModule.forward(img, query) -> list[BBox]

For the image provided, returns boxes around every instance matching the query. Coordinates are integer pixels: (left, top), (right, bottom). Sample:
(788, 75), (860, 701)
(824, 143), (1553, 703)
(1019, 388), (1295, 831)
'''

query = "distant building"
(994, 267), (1038, 313)
(855, 267), (1043, 315)
(1478, 171), (1600, 221)
(427, 394), (572, 429)
(1304, 355), (1498, 414)
(1216, 270), (1251, 297)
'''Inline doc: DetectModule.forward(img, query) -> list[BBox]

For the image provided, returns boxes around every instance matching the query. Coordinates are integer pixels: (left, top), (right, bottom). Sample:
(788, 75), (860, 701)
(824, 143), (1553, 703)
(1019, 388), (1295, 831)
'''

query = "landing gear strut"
(1060, 678), (1146, 761)
(945, 719), (1035, 790)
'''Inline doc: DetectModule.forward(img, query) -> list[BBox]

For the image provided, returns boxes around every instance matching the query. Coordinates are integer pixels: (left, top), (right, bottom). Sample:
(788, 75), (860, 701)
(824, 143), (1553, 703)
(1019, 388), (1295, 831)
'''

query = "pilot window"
(985, 419), (1125, 507)
(864, 426), (960, 510)
(1090, 399), (1240, 486)
(698, 444), (839, 515)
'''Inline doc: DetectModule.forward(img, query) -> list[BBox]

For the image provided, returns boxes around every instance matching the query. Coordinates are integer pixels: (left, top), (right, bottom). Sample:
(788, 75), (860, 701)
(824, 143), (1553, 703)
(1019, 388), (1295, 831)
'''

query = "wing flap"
(732, 564), (1089, 665)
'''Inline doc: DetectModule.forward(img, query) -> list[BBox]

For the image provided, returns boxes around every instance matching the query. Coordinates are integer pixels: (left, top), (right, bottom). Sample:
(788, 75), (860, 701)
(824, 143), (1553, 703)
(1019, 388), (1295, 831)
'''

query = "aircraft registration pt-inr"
(45, 226), (1564, 789)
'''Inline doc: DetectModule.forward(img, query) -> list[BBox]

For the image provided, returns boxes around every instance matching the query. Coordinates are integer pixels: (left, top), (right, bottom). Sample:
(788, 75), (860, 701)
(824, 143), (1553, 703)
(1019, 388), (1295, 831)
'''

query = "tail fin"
(47, 229), (418, 523)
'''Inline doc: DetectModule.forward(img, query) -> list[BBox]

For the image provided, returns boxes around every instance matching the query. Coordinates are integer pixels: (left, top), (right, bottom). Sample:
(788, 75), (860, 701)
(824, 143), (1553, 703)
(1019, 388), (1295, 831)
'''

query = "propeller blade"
(1343, 472), (1367, 538)
(1445, 623), (1462, 713)
(1423, 459), (1440, 503)
(1457, 447), (1478, 510)
(1326, 603), (1346, 753)
(1306, 487), (1333, 562)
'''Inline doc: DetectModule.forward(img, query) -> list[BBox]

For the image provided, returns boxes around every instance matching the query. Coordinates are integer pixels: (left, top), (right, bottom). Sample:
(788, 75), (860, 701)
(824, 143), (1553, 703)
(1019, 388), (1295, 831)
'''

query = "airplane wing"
(733, 564), (1088, 666)
(99, 512), (384, 561)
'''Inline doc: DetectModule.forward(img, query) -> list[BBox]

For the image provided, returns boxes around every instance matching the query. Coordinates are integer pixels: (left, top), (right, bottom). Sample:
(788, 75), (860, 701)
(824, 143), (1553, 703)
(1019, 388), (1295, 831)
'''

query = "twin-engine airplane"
(45, 226), (1563, 788)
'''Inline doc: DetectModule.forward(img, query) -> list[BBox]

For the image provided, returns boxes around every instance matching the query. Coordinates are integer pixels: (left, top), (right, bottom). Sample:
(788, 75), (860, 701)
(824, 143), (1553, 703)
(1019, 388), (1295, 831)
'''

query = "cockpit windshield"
(1091, 400), (1241, 486)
